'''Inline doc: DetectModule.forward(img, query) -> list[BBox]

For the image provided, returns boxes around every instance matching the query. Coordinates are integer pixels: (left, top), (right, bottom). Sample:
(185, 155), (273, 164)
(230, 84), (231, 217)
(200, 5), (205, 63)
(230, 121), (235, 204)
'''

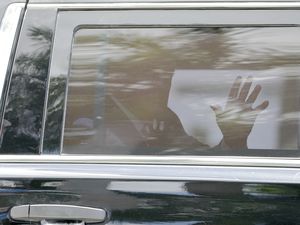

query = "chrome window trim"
(0, 3), (24, 108)
(0, 155), (300, 168)
(29, 2), (300, 10)
(0, 162), (300, 184)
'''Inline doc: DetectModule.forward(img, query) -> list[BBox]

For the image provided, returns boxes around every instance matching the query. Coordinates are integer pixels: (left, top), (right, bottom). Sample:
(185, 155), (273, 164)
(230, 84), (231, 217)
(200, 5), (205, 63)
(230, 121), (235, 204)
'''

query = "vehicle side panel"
(0, 177), (300, 225)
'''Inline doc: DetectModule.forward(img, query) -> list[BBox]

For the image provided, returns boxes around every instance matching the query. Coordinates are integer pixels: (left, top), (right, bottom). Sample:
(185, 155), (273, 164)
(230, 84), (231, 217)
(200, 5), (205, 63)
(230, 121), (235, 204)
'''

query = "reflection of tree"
(43, 75), (66, 154)
(1, 27), (52, 153)
(64, 28), (232, 151)
(111, 182), (300, 225)
(68, 27), (300, 151)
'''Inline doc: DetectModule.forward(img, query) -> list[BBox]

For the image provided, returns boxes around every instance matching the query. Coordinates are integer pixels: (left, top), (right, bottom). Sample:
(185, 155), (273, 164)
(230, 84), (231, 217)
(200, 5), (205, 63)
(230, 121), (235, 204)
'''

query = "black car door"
(1, 1), (300, 225)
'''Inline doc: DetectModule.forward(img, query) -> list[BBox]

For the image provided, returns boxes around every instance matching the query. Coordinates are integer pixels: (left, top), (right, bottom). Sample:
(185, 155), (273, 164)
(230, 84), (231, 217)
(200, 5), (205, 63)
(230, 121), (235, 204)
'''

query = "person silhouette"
(138, 75), (269, 154)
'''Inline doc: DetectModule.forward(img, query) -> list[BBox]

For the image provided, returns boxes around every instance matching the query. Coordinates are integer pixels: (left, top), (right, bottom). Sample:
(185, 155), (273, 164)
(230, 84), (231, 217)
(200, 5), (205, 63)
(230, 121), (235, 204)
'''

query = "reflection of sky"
(0, 188), (26, 193)
(107, 181), (195, 196)
(226, 28), (300, 59)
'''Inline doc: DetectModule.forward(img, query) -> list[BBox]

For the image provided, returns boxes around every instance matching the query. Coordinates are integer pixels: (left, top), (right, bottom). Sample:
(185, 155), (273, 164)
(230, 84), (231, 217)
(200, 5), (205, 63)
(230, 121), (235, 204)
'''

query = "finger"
(153, 119), (158, 130)
(254, 100), (269, 112)
(239, 76), (253, 101)
(228, 76), (242, 99)
(246, 84), (262, 105)
(210, 104), (222, 116)
(142, 125), (150, 134)
(159, 121), (165, 131)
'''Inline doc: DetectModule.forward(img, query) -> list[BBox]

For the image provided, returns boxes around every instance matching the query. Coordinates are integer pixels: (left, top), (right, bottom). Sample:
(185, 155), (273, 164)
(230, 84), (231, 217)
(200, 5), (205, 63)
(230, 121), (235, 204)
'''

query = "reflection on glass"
(0, 27), (52, 154)
(63, 28), (300, 155)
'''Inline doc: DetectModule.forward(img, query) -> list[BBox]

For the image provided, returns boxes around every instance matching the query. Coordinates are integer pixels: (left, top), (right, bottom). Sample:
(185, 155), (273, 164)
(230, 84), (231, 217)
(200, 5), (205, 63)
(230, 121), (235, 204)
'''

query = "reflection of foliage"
(1, 27), (52, 154)
(65, 28), (232, 150)
(43, 75), (66, 154)
(111, 182), (300, 225)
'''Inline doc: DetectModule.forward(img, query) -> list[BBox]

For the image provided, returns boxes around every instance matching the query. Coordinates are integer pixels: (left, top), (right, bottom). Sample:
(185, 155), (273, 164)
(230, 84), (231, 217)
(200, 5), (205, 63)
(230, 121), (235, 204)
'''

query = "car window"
(62, 27), (300, 155)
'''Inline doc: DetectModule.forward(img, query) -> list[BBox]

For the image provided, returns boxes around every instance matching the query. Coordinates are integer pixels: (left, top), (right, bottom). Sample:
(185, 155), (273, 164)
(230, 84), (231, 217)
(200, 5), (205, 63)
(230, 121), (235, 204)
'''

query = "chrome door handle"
(10, 204), (107, 223)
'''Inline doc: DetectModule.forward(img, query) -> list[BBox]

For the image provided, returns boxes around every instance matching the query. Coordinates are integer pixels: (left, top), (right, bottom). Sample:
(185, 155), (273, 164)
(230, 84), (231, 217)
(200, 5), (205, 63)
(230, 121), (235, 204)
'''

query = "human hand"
(141, 118), (167, 147)
(141, 108), (189, 147)
(211, 76), (269, 149)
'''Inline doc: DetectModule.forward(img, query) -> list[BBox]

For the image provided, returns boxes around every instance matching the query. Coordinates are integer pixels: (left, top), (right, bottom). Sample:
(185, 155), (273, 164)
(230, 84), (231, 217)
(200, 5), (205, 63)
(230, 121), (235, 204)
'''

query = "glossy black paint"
(1, 3), (300, 225)
(0, 7), (56, 154)
(0, 178), (300, 225)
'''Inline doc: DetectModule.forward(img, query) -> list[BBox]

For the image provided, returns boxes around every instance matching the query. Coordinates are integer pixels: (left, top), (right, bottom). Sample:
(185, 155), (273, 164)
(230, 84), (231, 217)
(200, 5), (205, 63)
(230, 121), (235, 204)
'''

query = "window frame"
(40, 2), (300, 166)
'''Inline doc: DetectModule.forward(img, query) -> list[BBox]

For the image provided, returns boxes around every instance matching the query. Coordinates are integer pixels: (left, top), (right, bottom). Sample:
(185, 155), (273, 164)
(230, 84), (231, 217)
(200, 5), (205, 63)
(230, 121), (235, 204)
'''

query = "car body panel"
(1, 1), (300, 225)
(0, 0), (26, 24)
(0, 176), (300, 224)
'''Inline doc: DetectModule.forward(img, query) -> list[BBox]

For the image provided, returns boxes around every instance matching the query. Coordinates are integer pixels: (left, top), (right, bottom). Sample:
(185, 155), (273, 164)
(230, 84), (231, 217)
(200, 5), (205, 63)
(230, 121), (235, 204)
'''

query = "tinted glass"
(0, 9), (55, 154)
(63, 27), (300, 155)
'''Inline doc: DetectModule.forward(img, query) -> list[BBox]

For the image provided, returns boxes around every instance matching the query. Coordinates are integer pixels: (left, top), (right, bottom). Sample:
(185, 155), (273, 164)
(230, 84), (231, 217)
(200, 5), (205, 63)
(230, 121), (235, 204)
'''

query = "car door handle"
(9, 204), (107, 223)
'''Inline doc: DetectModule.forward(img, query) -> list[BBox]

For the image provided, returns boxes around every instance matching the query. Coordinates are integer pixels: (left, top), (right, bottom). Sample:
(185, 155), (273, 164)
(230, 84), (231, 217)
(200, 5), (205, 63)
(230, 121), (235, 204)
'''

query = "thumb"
(210, 104), (222, 115)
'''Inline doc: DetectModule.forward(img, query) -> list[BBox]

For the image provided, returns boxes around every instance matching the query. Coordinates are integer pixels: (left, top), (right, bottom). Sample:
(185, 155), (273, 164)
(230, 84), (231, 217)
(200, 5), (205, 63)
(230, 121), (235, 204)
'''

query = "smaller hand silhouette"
(211, 76), (269, 149)
(141, 119), (167, 146)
